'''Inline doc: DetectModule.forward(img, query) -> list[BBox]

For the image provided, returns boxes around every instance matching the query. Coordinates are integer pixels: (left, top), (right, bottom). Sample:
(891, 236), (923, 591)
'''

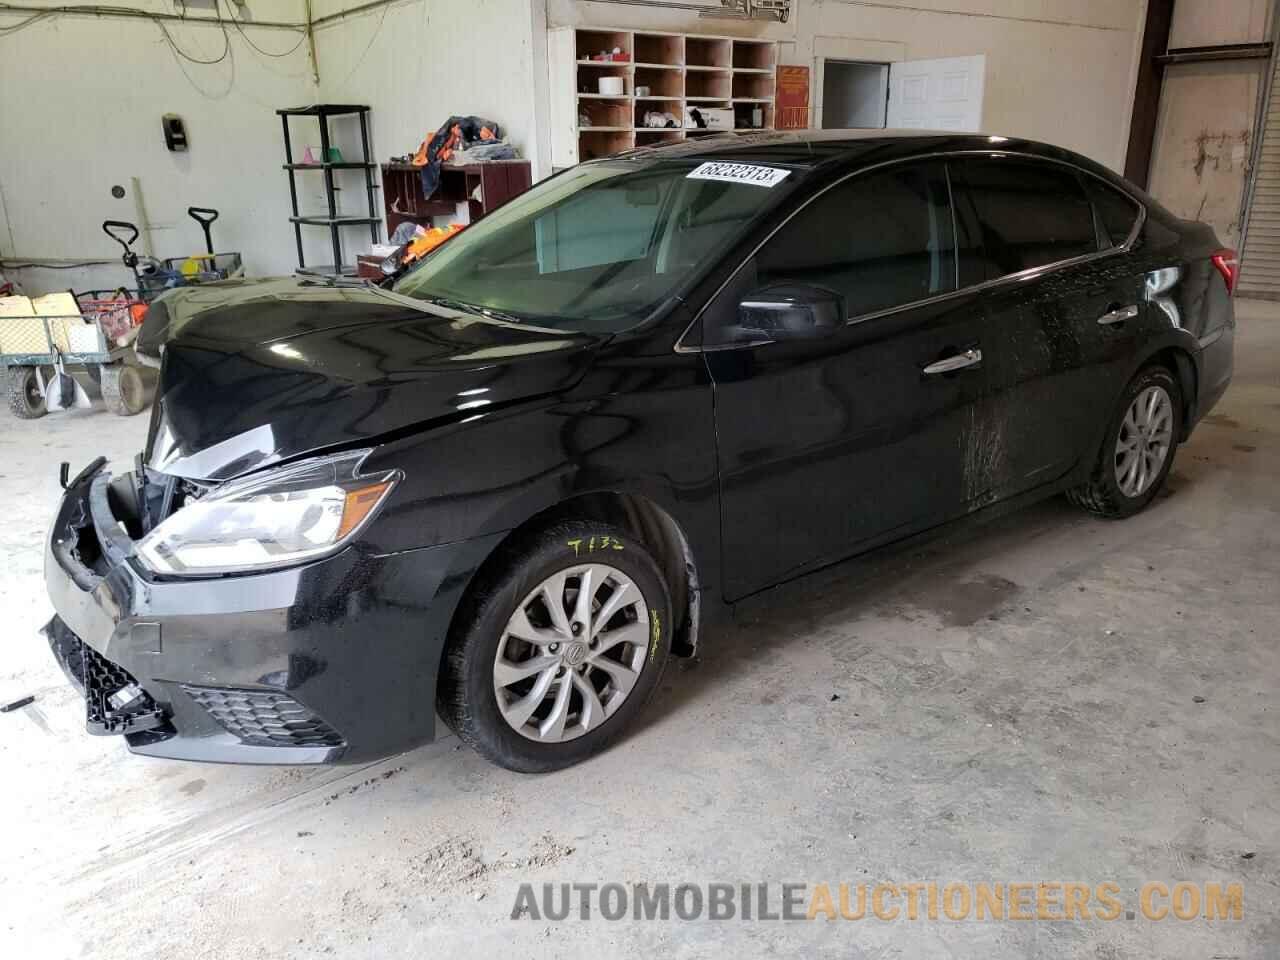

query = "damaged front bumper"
(42, 459), (503, 764)
(46, 616), (169, 738)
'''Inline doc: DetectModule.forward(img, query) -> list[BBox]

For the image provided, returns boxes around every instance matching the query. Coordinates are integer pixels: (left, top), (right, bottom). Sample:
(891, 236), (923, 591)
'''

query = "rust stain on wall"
(1192, 129), (1252, 182)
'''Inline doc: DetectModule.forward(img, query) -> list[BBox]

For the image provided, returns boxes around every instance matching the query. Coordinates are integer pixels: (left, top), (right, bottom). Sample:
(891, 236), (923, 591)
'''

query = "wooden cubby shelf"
(634, 32), (683, 66)
(686, 36), (732, 68)
(552, 27), (780, 167)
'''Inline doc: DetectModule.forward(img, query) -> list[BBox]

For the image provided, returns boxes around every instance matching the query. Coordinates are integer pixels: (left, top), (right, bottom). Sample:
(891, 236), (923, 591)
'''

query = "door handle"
(1098, 305), (1139, 326)
(923, 348), (982, 376)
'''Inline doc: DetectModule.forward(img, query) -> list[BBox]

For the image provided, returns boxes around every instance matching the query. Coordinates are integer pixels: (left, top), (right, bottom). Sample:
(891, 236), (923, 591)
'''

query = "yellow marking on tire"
(567, 536), (626, 556)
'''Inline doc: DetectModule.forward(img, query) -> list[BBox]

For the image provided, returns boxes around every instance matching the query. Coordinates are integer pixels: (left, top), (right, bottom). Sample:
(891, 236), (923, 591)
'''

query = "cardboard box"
(684, 106), (733, 131)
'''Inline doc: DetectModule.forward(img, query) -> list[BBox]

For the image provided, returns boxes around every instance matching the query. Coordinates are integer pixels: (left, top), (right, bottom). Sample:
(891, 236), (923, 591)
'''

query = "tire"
(7, 365), (46, 419)
(101, 364), (148, 416)
(439, 520), (673, 773)
(1068, 364), (1183, 519)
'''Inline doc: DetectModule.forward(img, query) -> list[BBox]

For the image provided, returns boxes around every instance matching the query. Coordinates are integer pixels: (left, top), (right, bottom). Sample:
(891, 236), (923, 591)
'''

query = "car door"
(947, 156), (1149, 505)
(699, 160), (991, 601)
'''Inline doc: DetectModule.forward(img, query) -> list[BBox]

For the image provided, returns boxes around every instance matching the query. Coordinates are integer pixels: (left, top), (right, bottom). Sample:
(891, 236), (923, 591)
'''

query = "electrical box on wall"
(163, 114), (188, 152)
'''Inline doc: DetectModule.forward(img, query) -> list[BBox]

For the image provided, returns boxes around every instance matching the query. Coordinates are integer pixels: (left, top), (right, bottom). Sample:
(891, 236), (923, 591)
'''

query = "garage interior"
(1, 0), (1278, 957)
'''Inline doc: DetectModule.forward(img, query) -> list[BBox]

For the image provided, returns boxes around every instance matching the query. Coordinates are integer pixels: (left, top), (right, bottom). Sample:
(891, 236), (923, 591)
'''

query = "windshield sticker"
(687, 162), (791, 188)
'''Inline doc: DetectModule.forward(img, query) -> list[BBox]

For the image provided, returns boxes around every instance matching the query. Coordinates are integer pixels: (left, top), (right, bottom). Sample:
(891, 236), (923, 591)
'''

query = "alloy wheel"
(1114, 385), (1173, 498)
(493, 563), (650, 743)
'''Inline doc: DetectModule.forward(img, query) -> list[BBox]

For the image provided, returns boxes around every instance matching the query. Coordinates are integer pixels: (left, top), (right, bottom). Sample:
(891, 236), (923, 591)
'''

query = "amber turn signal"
(337, 481), (393, 540)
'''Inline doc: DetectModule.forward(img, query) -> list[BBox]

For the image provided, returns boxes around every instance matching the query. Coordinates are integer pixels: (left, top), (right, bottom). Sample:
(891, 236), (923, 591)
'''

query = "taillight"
(1211, 249), (1239, 296)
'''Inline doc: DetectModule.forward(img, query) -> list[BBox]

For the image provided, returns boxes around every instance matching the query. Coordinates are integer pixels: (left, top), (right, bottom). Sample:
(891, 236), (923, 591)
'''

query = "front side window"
(954, 158), (1098, 279)
(753, 160), (956, 319)
(392, 159), (799, 334)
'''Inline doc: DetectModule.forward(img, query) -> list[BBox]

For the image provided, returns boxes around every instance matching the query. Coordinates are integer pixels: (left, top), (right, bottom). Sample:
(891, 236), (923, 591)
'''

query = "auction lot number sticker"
(687, 162), (791, 188)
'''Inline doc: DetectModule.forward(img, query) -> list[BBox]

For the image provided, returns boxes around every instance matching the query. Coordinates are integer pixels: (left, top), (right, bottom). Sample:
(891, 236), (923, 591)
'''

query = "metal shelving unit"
(277, 104), (379, 275)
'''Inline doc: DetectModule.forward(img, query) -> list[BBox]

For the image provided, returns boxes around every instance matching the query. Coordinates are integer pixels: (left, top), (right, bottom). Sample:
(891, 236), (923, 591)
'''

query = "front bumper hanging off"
(41, 458), (504, 765)
(45, 615), (169, 738)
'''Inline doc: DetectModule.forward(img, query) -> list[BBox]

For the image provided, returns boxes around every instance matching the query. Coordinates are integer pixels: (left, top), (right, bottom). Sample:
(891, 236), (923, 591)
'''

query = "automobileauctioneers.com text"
(511, 881), (1243, 923)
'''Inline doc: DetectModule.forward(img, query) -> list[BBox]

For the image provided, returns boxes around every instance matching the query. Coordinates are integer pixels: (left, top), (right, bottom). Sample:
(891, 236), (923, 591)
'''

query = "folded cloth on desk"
(450, 141), (518, 164)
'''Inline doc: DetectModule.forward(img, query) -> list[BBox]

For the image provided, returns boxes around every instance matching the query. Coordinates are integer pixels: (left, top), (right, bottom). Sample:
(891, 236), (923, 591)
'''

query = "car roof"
(618, 129), (1119, 183)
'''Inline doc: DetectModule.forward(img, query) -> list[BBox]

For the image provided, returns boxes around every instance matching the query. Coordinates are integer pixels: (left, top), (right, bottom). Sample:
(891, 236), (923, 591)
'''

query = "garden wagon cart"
(2, 291), (152, 419)
(3, 210), (244, 420)
(103, 210), (243, 301)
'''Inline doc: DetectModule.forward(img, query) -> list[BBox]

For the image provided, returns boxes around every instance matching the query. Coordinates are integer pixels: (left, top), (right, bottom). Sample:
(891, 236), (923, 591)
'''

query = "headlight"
(136, 449), (398, 576)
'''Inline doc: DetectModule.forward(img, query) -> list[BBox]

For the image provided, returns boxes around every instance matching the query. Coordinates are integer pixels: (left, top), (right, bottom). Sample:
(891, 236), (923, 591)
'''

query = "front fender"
(356, 348), (722, 601)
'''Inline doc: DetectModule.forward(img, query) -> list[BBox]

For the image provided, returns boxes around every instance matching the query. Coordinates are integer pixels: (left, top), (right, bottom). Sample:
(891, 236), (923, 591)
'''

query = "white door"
(887, 55), (986, 131)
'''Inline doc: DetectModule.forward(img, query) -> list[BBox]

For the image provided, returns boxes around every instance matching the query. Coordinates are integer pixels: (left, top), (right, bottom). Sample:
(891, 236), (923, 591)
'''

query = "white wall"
(311, 0), (1149, 196)
(311, 0), (544, 196)
(546, 0), (1146, 173)
(1, 0), (1150, 297)
(0, 0), (318, 295)
(1148, 1), (1275, 248)
(1170, 0), (1272, 47)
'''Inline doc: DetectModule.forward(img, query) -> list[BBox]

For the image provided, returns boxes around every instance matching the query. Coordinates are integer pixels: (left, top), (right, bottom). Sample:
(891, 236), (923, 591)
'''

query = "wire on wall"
(0, 2), (304, 32)
(0, 3), (307, 61)
(0, 6), (56, 34)
(328, 0), (390, 91)
(219, 0), (308, 58)
(0, 259), (116, 269)
(0, 2), (313, 96)
(158, 15), (231, 65)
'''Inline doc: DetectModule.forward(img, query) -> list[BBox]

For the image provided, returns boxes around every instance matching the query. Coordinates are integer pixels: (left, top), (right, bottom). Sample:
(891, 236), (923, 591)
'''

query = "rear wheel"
(101, 364), (148, 416)
(7, 365), (46, 419)
(439, 521), (672, 772)
(1068, 364), (1182, 518)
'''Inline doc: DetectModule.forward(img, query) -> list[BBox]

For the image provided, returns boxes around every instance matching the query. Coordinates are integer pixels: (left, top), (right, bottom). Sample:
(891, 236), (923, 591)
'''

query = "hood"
(142, 278), (603, 481)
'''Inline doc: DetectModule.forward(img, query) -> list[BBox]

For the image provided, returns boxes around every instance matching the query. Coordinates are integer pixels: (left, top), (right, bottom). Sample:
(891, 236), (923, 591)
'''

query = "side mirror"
(738, 284), (845, 340)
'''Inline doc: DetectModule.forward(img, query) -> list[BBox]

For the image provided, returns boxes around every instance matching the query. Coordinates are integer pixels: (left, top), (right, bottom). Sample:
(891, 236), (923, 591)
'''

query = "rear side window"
(1083, 177), (1142, 248)
(755, 160), (956, 319)
(953, 158), (1098, 279)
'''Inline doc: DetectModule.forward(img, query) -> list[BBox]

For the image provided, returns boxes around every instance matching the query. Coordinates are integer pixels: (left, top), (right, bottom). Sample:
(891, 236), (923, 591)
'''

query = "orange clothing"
(402, 223), (464, 264)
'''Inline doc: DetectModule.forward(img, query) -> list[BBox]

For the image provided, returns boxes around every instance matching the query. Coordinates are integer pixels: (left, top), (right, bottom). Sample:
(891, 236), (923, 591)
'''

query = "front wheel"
(7, 365), (46, 419)
(1068, 364), (1183, 518)
(439, 521), (672, 773)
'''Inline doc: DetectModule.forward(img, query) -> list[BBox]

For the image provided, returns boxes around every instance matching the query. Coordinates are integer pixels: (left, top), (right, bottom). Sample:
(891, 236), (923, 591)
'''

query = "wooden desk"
(381, 160), (532, 237)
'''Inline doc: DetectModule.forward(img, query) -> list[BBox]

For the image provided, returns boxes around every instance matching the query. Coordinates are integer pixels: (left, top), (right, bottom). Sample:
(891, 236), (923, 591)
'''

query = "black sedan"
(42, 131), (1235, 772)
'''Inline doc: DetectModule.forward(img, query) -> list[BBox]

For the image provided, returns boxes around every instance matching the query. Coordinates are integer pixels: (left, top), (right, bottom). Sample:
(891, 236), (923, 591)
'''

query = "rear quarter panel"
(1131, 209), (1235, 427)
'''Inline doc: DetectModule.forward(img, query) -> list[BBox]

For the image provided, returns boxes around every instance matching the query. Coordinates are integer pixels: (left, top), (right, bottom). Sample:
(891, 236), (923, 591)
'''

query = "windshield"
(392, 158), (800, 333)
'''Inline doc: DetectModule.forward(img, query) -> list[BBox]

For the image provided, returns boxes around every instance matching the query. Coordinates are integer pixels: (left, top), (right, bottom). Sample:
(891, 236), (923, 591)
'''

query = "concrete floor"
(2, 302), (1278, 959)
